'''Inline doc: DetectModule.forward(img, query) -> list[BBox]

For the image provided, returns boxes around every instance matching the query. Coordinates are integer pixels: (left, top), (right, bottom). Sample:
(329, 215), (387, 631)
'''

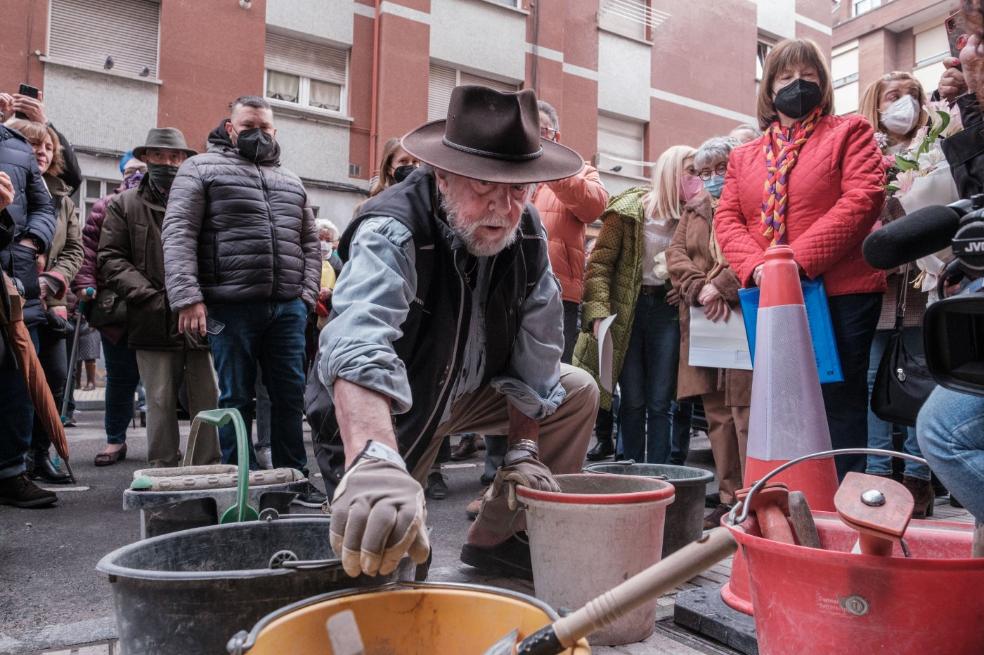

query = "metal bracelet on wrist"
(504, 439), (539, 466)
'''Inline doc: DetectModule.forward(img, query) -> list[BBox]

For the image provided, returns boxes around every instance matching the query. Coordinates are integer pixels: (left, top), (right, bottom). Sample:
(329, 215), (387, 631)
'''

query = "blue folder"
(738, 277), (844, 384)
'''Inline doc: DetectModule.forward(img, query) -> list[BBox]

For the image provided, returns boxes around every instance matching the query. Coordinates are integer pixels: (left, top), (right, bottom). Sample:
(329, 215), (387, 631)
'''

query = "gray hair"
(728, 123), (762, 143)
(537, 100), (559, 131)
(695, 136), (739, 170)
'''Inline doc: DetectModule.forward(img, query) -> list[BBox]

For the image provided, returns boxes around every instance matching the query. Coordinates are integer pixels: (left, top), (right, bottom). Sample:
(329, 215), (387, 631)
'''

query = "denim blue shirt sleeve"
(317, 217), (417, 414)
(489, 230), (567, 420)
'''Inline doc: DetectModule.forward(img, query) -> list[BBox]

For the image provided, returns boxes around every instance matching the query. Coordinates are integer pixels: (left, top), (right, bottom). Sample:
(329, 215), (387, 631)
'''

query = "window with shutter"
(597, 0), (668, 41)
(597, 114), (646, 178)
(48, 0), (160, 78)
(428, 64), (457, 122)
(428, 63), (520, 121)
(264, 32), (348, 114)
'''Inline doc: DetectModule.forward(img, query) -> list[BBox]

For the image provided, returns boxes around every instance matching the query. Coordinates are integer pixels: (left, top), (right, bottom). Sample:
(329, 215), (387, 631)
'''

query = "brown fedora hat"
(133, 127), (197, 160)
(401, 86), (583, 184)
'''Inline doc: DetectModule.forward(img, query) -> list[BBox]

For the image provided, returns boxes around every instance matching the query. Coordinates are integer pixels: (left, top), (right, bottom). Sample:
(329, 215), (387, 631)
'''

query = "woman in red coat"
(714, 38), (886, 478)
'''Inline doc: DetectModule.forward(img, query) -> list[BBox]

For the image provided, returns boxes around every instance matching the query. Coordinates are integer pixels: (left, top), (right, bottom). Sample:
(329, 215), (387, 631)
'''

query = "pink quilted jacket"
(714, 114), (886, 297)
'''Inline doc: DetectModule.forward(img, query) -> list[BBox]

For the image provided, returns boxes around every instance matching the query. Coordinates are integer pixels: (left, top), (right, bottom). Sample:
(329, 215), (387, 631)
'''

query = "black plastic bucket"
(96, 517), (413, 655)
(584, 462), (714, 555)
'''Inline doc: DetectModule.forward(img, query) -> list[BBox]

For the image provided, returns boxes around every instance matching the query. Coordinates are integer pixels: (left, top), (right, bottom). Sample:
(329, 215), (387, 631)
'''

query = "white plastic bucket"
(517, 473), (675, 646)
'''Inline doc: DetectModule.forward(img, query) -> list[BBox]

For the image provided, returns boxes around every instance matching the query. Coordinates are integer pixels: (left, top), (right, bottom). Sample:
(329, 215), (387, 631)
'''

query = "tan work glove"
(495, 457), (561, 510)
(475, 455), (561, 539)
(329, 444), (431, 578)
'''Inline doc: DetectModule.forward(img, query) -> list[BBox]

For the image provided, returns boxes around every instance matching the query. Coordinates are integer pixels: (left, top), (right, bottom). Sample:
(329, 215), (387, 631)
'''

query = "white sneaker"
(255, 447), (273, 470)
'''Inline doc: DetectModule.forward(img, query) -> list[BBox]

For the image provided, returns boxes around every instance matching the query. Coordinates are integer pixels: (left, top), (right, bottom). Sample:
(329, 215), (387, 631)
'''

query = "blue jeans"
(207, 299), (308, 472)
(917, 386), (984, 522)
(102, 334), (141, 445)
(865, 327), (930, 480)
(618, 291), (690, 464)
(0, 329), (38, 479)
(820, 293), (881, 478)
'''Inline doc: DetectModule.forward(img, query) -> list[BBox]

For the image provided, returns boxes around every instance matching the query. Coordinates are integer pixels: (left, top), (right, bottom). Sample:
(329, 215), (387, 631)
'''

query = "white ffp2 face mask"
(880, 96), (921, 136)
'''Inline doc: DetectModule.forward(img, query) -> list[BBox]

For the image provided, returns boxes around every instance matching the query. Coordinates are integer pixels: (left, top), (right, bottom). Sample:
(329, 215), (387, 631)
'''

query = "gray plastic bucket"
(96, 516), (415, 655)
(584, 462), (714, 555)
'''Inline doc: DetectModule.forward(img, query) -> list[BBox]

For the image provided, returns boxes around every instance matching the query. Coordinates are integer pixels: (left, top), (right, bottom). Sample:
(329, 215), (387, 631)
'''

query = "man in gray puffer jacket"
(162, 96), (320, 486)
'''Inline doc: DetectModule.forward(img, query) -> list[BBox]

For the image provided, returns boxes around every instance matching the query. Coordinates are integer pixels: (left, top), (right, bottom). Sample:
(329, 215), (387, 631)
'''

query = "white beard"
(441, 195), (519, 257)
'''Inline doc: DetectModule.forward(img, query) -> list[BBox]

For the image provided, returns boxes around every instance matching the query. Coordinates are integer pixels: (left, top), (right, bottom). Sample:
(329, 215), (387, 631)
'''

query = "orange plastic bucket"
(727, 511), (984, 654)
(228, 582), (591, 654)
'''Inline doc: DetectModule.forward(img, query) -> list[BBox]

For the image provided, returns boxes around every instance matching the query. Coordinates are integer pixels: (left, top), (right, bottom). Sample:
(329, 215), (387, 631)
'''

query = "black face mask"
(773, 79), (823, 121)
(234, 127), (278, 163)
(393, 164), (416, 183)
(147, 163), (179, 195)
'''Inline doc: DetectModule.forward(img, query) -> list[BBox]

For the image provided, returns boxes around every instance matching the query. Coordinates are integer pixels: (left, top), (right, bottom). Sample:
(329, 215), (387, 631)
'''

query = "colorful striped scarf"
(760, 107), (823, 245)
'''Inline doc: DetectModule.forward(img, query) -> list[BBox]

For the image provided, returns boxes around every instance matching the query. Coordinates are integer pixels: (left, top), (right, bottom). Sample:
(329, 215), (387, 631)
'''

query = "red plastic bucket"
(518, 474), (675, 646)
(726, 511), (984, 654)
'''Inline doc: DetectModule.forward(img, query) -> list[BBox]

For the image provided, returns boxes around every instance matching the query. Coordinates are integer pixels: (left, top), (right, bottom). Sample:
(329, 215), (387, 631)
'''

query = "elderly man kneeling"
(311, 86), (599, 580)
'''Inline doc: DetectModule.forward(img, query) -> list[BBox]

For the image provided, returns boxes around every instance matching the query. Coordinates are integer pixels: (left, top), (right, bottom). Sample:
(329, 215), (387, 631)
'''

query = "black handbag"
(871, 267), (936, 426)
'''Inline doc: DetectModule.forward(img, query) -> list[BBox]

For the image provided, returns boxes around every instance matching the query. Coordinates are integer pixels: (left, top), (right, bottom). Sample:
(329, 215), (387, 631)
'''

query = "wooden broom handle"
(552, 528), (737, 647)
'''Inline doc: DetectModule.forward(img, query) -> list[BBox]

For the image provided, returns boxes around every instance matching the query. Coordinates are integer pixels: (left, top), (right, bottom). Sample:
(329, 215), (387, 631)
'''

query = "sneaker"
(291, 481), (328, 508)
(426, 471), (448, 500)
(255, 446), (273, 470)
(460, 533), (533, 580)
(0, 474), (58, 508)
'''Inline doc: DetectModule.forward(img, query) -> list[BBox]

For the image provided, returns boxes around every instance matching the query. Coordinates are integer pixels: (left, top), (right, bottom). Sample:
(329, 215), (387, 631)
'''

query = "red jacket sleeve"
(544, 163), (609, 223)
(713, 148), (767, 287)
(790, 117), (885, 279)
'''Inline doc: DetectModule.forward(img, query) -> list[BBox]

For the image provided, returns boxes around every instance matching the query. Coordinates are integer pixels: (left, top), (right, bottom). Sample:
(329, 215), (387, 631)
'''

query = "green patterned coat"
(573, 187), (649, 410)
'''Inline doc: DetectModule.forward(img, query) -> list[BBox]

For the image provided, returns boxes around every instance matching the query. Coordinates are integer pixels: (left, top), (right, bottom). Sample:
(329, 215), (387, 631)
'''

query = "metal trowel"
(481, 527), (737, 655)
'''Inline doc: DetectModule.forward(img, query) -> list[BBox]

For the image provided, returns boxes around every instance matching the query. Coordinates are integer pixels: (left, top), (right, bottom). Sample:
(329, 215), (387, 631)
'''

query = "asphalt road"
(0, 410), (722, 655)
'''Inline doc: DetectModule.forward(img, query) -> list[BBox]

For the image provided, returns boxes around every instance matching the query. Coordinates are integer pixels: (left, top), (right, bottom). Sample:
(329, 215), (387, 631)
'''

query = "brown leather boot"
(903, 476), (934, 519)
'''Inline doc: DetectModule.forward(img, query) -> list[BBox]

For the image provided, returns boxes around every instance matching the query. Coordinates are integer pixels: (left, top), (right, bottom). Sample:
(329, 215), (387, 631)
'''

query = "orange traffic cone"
(720, 245), (839, 615)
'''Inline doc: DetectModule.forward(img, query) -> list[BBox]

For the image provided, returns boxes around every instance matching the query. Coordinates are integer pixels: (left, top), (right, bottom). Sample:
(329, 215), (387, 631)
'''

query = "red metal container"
(727, 511), (984, 655)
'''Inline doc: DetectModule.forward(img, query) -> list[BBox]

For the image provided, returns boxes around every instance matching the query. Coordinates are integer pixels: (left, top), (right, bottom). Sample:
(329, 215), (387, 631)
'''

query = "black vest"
(307, 168), (550, 483)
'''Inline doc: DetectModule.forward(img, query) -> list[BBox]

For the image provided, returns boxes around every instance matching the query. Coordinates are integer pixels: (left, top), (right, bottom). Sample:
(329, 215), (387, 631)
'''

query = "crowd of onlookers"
(2, 13), (984, 528)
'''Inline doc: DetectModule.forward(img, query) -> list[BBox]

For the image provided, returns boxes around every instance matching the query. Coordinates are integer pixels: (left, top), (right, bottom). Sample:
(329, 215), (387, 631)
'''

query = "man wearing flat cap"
(313, 86), (600, 580)
(98, 127), (221, 467)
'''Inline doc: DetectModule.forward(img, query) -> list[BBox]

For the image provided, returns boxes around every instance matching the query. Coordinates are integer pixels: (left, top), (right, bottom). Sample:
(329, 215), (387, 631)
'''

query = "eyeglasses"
(698, 163), (728, 181)
(540, 127), (557, 140)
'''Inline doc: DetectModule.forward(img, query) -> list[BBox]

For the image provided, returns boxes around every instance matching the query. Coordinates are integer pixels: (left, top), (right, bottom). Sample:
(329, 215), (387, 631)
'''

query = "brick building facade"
(831, 0), (958, 114)
(2, 0), (831, 228)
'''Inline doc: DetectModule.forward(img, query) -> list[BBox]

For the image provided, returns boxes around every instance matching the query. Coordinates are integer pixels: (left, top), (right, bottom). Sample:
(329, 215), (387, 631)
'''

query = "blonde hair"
(4, 118), (64, 176)
(756, 38), (834, 130)
(859, 72), (929, 148)
(643, 145), (696, 223)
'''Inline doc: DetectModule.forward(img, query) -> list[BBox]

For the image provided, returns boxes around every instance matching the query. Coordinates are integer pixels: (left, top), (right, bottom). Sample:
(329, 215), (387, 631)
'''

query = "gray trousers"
(135, 349), (220, 467)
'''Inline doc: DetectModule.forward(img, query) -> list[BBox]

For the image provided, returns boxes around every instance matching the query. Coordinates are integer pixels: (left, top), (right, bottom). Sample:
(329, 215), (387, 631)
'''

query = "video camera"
(862, 196), (984, 396)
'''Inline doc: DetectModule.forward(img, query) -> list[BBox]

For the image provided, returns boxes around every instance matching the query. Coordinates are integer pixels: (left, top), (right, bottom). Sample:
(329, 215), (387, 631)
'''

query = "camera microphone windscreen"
(862, 204), (963, 270)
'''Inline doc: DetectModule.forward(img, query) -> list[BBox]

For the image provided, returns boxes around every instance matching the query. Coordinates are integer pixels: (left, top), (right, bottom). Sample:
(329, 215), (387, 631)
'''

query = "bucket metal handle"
(727, 448), (929, 526)
(190, 409), (258, 523)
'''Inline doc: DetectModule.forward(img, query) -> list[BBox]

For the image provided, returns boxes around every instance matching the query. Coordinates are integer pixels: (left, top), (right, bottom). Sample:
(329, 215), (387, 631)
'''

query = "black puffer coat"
(162, 123), (320, 310)
(0, 125), (56, 327)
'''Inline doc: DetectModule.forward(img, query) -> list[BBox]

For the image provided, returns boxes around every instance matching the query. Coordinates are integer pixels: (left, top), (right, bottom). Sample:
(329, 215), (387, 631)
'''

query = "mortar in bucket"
(96, 515), (417, 655)
(226, 582), (591, 654)
(517, 473), (674, 646)
(584, 462), (713, 555)
(725, 448), (984, 655)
